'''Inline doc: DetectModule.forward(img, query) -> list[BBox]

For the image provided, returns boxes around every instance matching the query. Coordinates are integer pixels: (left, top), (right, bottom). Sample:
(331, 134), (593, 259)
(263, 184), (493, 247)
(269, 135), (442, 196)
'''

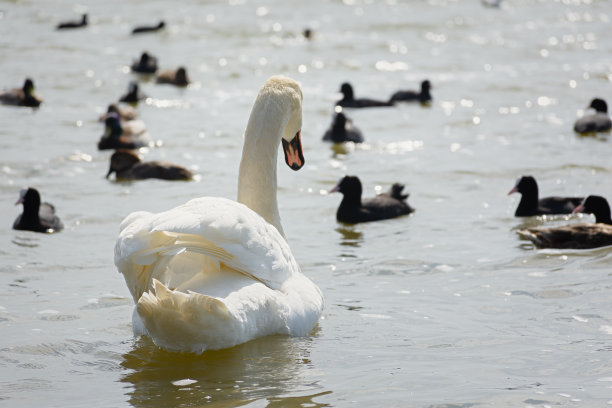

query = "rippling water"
(1, 0), (612, 406)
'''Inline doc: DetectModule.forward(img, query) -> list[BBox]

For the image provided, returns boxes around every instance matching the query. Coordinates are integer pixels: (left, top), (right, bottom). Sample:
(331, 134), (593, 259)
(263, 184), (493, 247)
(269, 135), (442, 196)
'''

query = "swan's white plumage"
(114, 76), (323, 353)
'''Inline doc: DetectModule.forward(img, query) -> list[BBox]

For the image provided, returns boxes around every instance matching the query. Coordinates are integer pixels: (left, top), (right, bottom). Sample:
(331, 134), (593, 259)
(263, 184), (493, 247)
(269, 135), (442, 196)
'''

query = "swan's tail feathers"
(136, 279), (235, 353)
(139, 279), (230, 318)
(119, 230), (271, 302)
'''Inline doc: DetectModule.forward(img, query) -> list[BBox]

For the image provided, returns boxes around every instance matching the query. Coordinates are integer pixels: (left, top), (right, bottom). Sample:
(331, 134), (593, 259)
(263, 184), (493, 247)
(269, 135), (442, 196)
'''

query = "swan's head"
(246, 76), (305, 171)
(268, 76), (304, 171)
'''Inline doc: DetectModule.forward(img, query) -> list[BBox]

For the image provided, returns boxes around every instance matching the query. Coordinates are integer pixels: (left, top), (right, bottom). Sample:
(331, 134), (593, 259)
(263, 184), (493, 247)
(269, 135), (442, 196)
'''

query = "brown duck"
(0, 78), (42, 107)
(106, 150), (193, 181)
(156, 67), (190, 86)
(518, 195), (612, 249)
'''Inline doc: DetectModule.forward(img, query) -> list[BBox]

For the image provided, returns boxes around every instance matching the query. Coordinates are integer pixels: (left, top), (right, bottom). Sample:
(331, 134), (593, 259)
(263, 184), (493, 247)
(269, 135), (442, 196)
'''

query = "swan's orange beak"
(282, 131), (304, 171)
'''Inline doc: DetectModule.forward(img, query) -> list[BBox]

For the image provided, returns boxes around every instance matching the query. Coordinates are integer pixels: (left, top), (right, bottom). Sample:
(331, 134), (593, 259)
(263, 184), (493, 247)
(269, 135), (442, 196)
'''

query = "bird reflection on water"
(329, 141), (356, 158)
(335, 226), (364, 248)
(120, 334), (330, 407)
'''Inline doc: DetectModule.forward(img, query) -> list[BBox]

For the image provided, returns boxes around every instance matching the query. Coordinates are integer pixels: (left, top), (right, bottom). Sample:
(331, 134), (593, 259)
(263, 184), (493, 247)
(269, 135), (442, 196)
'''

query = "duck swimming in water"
(330, 175), (414, 224)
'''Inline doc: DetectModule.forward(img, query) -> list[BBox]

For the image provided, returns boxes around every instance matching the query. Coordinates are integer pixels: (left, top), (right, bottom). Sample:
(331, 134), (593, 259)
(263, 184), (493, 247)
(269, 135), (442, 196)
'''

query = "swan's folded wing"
(115, 197), (300, 299)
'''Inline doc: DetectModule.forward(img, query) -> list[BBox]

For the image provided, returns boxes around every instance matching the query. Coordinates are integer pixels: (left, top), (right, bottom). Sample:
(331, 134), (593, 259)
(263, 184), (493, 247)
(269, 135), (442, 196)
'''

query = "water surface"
(1, 0), (612, 406)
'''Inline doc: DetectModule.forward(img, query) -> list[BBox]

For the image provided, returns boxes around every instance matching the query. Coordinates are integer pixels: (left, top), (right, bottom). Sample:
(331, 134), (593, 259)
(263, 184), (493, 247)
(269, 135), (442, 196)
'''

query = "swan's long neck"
(238, 94), (291, 237)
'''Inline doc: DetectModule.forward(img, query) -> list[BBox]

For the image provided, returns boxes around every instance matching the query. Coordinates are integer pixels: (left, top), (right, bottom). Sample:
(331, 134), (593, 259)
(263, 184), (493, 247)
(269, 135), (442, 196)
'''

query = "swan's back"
(115, 197), (322, 352)
(116, 197), (298, 298)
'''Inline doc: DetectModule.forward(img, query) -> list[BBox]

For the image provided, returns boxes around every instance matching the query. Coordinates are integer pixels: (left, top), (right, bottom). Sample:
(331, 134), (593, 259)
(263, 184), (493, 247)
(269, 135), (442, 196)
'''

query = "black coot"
(508, 175), (582, 217)
(13, 188), (64, 233)
(322, 112), (364, 143)
(131, 21), (165, 34)
(573, 98), (612, 134)
(336, 83), (393, 108)
(330, 175), (414, 223)
(389, 80), (432, 104)
(56, 13), (88, 30)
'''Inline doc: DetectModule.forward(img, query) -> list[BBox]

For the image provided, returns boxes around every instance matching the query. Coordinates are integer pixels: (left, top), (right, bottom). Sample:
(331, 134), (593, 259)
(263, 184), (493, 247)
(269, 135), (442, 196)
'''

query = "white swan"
(114, 76), (324, 353)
